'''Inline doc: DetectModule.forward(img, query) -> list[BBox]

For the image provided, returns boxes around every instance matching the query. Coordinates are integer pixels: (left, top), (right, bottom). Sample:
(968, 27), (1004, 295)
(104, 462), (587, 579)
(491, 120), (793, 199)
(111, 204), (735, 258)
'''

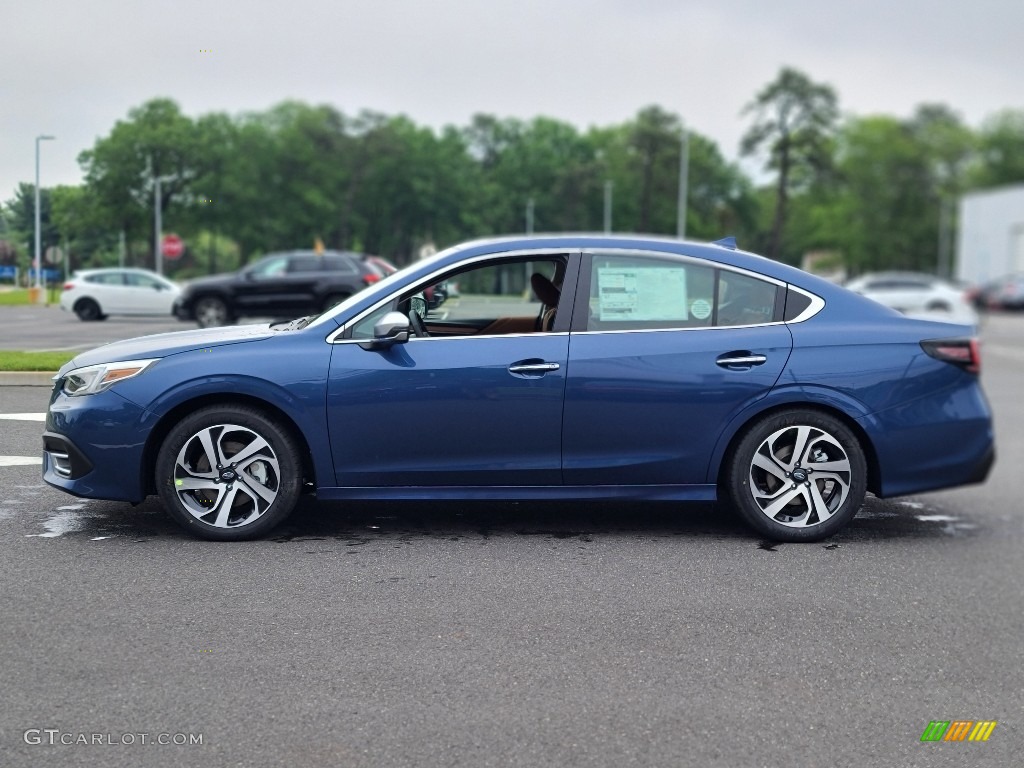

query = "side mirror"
(358, 311), (411, 350)
(410, 294), (427, 319)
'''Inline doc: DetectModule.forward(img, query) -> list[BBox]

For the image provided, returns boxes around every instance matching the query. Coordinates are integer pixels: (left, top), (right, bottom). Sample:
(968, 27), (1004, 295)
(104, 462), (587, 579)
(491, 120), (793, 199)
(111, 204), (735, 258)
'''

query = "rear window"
(584, 254), (779, 331)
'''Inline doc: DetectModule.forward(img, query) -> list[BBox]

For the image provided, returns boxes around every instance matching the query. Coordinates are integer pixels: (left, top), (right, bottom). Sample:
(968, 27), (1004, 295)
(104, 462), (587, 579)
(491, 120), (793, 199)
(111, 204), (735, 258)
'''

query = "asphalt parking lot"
(1, 312), (1022, 767)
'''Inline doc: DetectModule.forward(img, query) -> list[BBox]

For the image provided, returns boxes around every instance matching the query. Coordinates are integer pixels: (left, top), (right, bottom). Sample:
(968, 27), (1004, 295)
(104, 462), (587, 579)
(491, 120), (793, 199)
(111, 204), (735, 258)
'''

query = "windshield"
(305, 248), (457, 330)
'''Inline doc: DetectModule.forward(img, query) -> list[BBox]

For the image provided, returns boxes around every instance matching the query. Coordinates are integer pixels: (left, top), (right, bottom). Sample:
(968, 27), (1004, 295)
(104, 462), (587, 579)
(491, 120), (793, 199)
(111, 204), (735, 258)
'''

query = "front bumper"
(43, 386), (152, 503)
(172, 297), (194, 321)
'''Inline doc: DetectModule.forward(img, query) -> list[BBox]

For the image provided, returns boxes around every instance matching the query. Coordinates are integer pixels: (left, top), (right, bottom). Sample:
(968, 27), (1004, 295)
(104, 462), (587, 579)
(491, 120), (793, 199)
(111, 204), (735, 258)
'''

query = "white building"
(956, 184), (1024, 284)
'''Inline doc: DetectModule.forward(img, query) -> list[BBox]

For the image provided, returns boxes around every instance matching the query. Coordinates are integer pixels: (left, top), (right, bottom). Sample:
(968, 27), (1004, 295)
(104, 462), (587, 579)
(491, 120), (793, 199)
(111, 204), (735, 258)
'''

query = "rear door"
(562, 251), (792, 487)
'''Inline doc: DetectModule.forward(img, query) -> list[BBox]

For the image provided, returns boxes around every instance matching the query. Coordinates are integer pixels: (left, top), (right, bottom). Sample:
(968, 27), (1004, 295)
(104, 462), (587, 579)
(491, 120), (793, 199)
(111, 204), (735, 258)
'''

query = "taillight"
(921, 338), (980, 374)
(363, 273), (381, 285)
(62, 282), (75, 291)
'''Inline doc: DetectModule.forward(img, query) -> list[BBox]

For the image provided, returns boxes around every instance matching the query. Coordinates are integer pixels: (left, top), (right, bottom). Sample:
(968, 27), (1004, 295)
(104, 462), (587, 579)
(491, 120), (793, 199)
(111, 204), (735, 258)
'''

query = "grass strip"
(0, 350), (76, 371)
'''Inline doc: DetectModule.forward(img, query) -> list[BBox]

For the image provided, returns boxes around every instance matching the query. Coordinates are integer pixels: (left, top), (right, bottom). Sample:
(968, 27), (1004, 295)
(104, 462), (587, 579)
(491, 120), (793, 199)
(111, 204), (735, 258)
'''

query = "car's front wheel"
(194, 296), (232, 328)
(155, 405), (303, 540)
(725, 409), (867, 542)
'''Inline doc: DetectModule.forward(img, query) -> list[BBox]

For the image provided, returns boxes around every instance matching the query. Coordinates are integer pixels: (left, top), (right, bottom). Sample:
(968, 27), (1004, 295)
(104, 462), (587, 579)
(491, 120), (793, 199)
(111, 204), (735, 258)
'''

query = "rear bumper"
(863, 381), (995, 498)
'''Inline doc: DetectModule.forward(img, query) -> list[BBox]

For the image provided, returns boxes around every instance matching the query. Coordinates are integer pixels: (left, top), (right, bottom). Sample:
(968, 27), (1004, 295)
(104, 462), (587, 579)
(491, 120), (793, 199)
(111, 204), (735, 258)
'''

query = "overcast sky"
(3, 0), (1023, 207)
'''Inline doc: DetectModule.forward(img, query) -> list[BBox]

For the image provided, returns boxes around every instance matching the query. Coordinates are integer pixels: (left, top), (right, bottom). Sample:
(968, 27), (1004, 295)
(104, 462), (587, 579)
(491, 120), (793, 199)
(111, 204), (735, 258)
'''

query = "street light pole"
(154, 173), (163, 275)
(34, 134), (55, 302)
(151, 159), (177, 276)
(604, 180), (613, 233)
(676, 126), (689, 240)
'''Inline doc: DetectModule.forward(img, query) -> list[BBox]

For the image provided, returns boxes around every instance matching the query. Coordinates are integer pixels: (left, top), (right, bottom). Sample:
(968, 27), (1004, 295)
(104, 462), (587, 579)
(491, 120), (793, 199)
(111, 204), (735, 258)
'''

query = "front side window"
(584, 253), (778, 331)
(347, 255), (567, 340)
(247, 256), (288, 278)
(124, 273), (161, 289)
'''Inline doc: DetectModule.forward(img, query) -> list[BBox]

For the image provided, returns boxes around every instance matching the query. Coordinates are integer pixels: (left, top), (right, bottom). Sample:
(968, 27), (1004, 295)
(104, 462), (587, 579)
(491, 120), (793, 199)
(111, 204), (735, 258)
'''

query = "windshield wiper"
(271, 315), (313, 331)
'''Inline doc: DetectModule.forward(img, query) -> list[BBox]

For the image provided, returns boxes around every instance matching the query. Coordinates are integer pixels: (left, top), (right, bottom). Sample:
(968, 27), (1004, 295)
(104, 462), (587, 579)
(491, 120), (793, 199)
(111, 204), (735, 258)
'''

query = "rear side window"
(583, 254), (778, 331)
(865, 279), (931, 290)
(289, 255), (358, 273)
(86, 273), (125, 285)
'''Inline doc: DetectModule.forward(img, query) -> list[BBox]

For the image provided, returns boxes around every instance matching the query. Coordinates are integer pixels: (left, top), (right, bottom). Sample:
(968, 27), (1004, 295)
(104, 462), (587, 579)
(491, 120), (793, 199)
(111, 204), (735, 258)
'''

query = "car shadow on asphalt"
(54, 493), (983, 547)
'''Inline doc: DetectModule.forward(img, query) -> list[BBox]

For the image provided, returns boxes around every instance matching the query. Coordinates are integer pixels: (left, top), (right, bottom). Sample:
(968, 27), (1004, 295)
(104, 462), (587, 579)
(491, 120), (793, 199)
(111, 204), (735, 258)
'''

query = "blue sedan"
(42, 235), (994, 542)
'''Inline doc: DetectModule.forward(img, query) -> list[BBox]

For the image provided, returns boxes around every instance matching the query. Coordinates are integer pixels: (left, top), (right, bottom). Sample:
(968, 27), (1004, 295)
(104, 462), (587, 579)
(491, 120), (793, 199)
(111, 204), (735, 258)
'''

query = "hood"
(59, 324), (275, 375)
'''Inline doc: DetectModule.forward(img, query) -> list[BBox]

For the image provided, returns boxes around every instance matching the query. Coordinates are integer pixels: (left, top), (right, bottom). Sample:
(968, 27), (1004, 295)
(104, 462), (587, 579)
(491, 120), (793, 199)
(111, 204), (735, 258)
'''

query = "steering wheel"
(408, 310), (430, 338)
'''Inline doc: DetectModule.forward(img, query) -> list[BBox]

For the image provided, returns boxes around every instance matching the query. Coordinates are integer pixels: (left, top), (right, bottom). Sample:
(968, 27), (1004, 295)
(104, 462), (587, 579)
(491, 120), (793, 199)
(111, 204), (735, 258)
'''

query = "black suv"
(174, 251), (383, 327)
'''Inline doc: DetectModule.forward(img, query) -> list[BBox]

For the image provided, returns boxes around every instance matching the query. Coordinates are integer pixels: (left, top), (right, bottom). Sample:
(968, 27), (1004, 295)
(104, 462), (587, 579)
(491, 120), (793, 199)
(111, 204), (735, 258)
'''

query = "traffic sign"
(162, 234), (184, 259)
(45, 245), (62, 264)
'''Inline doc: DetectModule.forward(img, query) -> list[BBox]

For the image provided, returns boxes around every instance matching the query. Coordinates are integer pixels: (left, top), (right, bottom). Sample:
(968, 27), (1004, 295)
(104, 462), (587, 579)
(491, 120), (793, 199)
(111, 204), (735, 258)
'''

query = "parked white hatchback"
(844, 271), (978, 326)
(60, 268), (181, 321)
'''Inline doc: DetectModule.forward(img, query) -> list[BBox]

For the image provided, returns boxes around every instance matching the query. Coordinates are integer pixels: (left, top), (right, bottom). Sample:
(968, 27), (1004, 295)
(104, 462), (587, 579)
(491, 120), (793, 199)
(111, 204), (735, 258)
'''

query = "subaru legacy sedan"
(42, 235), (994, 542)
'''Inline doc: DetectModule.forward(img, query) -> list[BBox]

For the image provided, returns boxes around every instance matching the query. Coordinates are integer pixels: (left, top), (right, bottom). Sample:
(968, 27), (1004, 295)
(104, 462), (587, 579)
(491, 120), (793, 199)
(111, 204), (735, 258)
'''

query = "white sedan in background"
(60, 268), (181, 321)
(844, 271), (978, 326)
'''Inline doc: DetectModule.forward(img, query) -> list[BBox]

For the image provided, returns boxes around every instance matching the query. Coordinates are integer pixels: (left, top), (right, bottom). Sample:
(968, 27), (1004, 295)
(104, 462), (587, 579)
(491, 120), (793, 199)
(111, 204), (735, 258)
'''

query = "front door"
(326, 253), (576, 487)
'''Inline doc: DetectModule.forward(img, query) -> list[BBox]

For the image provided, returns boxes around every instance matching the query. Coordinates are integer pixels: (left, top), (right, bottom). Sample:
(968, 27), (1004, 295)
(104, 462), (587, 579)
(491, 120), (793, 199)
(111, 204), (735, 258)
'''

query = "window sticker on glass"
(597, 267), (688, 321)
(690, 298), (712, 320)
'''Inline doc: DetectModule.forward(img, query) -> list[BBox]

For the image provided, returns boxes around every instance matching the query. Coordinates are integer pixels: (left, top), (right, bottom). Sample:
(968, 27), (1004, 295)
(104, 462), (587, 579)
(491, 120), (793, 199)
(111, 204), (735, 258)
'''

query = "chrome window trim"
(326, 248), (575, 344)
(331, 331), (570, 345)
(570, 323), (784, 336)
(785, 285), (826, 324)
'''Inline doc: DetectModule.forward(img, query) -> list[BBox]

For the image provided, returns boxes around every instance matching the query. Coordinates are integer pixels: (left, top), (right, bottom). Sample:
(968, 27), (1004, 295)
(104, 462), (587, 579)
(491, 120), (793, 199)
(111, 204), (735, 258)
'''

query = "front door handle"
(716, 353), (767, 368)
(508, 361), (561, 376)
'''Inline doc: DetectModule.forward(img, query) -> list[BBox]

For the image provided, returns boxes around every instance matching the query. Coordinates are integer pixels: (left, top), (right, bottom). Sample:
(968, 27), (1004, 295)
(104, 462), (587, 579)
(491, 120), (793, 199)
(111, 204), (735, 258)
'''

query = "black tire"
(74, 298), (102, 321)
(155, 405), (303, 541)
(724, 409), (867, 542)
(321, 293), (349, 312)
(194, 296), (232, 328)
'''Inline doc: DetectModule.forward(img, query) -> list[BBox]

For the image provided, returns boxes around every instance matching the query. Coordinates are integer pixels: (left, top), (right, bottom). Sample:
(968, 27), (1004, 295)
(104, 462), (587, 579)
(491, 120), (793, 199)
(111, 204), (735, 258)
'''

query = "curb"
(0, 372), (57, 387)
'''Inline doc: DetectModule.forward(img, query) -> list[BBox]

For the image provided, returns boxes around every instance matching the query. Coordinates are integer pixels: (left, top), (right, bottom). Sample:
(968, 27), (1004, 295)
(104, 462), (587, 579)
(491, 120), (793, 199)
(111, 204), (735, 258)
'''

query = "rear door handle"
(716, 353), (767, 368)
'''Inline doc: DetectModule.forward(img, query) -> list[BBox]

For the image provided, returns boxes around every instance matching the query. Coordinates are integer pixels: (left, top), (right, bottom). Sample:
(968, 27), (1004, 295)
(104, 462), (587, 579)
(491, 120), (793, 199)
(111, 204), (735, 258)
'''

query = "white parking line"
(0, 413), (47, 421)
(0, 457), (43, 467)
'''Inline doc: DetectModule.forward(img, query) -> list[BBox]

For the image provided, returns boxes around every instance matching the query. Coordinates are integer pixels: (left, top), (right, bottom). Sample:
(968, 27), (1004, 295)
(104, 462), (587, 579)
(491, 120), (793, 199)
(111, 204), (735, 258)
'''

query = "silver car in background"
(59, 268), (181, 321)
(844, 271), (978, 326)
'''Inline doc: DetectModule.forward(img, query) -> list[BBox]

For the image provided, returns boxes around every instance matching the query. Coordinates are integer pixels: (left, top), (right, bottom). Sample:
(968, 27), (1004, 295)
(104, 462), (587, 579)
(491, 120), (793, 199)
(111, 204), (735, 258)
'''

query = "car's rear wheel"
(74, 298), (102, 321)
(725, 409), (867, 542)
(155, 405), (302, 541)
(195, 296), (232, 327)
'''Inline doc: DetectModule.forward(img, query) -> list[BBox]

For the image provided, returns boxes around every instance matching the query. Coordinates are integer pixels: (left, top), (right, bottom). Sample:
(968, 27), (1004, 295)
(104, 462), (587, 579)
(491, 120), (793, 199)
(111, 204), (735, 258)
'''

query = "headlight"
(61, 359), (159, 396)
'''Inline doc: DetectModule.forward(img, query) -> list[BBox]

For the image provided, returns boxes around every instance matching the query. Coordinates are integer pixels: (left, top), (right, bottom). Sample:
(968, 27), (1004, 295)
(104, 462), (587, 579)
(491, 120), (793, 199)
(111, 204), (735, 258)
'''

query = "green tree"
(78, 98), (201, 270)
(3, 183), (61, 275)
(741, 67), (839, 260)
(589, 108), (757, 241)
(972, 109), (1024, 187)
(821, 116), (937, 273)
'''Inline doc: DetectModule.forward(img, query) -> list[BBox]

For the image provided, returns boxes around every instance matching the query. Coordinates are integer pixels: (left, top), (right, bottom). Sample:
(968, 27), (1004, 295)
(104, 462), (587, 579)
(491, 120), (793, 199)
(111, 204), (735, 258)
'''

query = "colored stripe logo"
(920, 720), (997, 742)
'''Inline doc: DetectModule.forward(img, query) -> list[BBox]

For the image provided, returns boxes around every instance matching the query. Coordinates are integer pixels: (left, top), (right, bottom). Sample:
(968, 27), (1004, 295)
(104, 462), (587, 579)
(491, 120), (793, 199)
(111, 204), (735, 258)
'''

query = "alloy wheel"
(172, 423), (281, 529)
(747, 425), (852, 528)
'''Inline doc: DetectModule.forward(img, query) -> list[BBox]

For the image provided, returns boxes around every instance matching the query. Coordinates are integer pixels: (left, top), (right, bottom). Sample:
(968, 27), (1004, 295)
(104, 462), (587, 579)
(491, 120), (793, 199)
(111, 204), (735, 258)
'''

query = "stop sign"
(162, 234), (184, 259)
